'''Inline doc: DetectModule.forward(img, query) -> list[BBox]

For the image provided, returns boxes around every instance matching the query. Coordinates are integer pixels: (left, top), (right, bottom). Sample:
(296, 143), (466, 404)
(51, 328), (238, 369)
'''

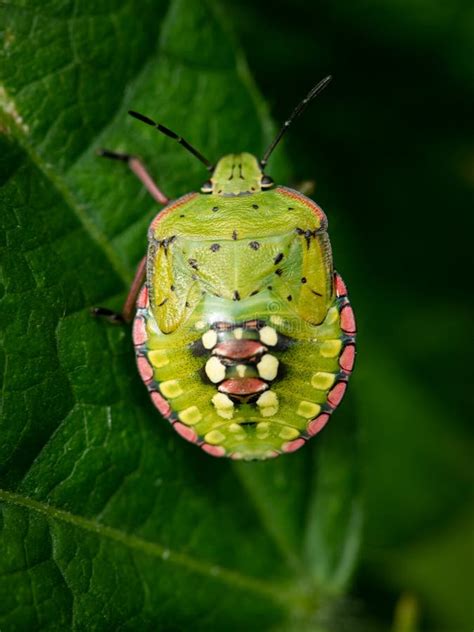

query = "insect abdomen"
(133, 271), (355, 460)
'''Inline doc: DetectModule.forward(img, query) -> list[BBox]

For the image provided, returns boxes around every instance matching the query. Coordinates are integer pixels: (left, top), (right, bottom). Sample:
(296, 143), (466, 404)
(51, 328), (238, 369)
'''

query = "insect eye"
(201, 180), (213, 194)
(261, 175), (274, 189)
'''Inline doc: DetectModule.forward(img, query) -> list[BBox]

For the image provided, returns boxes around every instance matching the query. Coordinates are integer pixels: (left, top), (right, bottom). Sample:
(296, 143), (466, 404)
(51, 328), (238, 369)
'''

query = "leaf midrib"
(0, 488), (311, 614)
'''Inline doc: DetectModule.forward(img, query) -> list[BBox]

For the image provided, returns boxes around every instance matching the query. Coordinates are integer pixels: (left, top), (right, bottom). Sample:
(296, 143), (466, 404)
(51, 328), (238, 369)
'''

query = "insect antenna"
(128, 110), (214, 172)
(260, 75), (332, 170)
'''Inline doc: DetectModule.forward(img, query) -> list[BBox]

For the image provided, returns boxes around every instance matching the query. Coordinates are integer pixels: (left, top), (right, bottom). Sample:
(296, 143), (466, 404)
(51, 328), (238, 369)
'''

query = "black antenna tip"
(260, 74), (333, 169)
(128, 110), (156, 126)
(307, 75), (332, 99)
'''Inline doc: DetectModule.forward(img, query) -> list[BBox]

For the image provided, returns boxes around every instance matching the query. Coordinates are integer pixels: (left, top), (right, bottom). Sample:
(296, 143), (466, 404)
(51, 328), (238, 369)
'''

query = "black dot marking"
(161, 235), (177, 252)
(212, 206), (219, 212)
(273, 252), (284, 265)
(180, 214), (185, 218)
(250, 187), (256, 191)
(189, 340), (207, 357)
(275, 268), (283, 276)
(233, 290), (241, 301)
(185, 301), (190, 308)
(158, 298), (168, 307)
(188, 258), (198, 270)
(252, 204), (259, 209)
(250, 290), (259, 296)
(210, 243), (220, 252)
(288, 207), (294, 210)
(232, 230), (238, 240)
(311, 289), (323, 297)
(218, 189), (222, 194)
(301, 277), (307, 284)
(170, 284), (175, 291)
(287, 295), (292, 301)
(249, 241), (260, 250)
(267, 285), (273, 290)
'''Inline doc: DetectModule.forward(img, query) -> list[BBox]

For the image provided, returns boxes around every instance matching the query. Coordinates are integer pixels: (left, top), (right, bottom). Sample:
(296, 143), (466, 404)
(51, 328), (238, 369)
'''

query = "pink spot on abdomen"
(213, 340), (266, 360)
(137, 356), (153, 382)
(173, 422), (198, 444)
(328, 382), (347, 408)
(151, 391), (171, 417)
(340, 305), (356, 334)
(218, 378), (268, 396)
(307, 413), (330, 436)
(339, 344), (356, 372)
(282, 438), (305, 453)
(133, 316), (147, 345)
(202, 444), (226, 457)
(136, 285), (148, 309)
(335, 273), (348, 297)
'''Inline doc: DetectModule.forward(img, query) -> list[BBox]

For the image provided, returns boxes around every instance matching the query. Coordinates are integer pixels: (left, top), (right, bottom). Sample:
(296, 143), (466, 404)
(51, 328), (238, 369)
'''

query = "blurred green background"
(230, 1), (473, 629)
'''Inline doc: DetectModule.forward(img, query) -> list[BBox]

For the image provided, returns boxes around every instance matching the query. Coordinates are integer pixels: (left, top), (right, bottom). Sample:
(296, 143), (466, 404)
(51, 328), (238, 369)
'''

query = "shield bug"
(93, 75), (356, 460)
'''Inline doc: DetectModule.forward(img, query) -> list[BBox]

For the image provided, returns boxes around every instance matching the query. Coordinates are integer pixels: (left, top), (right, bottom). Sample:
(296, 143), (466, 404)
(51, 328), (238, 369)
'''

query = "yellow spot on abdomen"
(311, 371), (336, 390)
(297, 400), (321, 418)
(205, 357), (226, 383)
(236, 364), (247, 377)
(205, 429), (225, 445)
(257, 354), (279, 380)
(159, 380), (183, 399)
(320, 339), (342, 358)
(259, 326), (278, 346)
(256, 421), (270, 439)
(148, 349), (169, 368)
(257, 390), (279, 417)
(179, 406), (202, 425)
(202, 329), (217, 349)
(211, 393), (234, 419)
(279, 426), (300, 440)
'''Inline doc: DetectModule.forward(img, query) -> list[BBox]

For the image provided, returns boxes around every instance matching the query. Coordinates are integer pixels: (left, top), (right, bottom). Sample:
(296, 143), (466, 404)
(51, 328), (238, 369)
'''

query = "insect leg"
(98, 149), (169, 205)
(92, 256), (147, 325)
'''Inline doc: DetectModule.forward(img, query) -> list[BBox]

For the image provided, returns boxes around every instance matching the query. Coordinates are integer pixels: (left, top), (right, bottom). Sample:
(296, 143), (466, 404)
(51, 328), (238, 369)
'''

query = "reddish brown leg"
(92, 256), (147, 325)
(98, 149), (169, 205)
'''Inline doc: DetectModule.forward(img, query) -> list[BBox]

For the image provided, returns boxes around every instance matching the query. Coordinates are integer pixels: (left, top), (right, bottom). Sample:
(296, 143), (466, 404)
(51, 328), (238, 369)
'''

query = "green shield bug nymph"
(93, 76), (356, 460)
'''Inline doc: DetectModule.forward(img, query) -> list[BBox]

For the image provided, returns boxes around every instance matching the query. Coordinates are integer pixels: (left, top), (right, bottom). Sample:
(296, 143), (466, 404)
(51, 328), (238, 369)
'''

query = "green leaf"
(0, 0), (361, 629)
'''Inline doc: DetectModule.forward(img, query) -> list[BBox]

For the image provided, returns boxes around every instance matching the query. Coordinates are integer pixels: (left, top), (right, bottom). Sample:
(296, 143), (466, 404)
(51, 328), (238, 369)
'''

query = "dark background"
(231, 1), (473, 629)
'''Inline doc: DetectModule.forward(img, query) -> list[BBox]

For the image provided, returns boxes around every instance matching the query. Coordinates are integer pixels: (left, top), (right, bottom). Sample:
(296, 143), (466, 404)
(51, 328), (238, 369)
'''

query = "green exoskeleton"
(94, 76), (356, 460)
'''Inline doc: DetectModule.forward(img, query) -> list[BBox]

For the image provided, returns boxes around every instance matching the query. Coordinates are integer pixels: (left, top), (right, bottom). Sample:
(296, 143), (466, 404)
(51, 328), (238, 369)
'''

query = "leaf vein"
(0, 488), (304, 611)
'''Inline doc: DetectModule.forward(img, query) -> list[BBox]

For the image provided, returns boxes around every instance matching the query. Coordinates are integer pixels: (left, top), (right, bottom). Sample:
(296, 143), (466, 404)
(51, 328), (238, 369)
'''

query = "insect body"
(94, 77), (356, 460)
